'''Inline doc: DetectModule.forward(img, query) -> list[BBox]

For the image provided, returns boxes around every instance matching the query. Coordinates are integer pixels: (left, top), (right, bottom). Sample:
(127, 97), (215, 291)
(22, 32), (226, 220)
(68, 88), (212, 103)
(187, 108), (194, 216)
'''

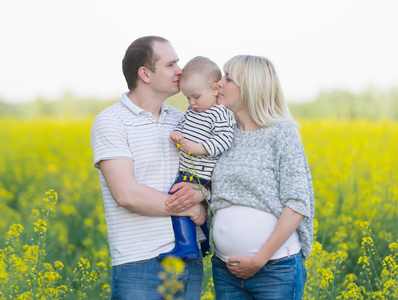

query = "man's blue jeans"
(111, 256), (203, 299)
(212, 251), (307, 299)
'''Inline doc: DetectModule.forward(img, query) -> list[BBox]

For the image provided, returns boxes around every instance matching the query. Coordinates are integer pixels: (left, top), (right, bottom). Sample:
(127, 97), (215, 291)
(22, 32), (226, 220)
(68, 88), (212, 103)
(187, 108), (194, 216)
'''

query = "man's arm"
(99, 158), (204, 216)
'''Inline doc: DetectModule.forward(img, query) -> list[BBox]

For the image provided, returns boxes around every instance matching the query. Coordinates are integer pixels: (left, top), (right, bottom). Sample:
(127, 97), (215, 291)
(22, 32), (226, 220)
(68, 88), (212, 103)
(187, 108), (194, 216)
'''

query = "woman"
(211, 55), (315, 299)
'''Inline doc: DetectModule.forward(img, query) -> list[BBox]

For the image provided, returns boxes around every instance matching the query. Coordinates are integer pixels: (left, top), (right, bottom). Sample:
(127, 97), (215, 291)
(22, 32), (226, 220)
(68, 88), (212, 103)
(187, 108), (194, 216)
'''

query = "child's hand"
(168, 131), (184, 144)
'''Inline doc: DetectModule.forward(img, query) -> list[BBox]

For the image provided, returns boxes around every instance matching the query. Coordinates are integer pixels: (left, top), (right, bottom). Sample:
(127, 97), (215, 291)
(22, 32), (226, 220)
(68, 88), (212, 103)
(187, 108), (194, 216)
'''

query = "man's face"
(148, 41), (182, 98)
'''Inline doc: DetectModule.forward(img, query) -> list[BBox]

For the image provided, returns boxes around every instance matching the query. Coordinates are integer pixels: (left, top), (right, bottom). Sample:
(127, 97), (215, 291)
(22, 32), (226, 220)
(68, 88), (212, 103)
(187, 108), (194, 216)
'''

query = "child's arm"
(169, 131), (207, 155)
(180, 139), (209, 155)
(201, 106), (234, 156)
(180, 107), (234, 156)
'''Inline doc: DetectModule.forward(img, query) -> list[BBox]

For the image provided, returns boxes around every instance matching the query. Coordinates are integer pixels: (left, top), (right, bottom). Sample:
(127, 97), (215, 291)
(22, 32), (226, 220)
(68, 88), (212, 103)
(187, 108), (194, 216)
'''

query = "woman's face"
(216, 73), (241, 111)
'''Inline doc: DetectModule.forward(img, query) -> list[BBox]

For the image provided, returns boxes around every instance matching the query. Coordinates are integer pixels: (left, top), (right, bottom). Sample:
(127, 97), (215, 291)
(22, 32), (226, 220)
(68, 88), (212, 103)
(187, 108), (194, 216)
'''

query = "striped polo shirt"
(91, 93), (204, 266)
(175, 105), (234, 180)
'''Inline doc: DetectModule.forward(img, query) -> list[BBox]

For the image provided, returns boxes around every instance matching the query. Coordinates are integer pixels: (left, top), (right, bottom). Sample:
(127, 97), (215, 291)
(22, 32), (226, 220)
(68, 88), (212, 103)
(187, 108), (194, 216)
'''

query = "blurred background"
(1, 1), (398, 299)
(1, 0), (397, 119)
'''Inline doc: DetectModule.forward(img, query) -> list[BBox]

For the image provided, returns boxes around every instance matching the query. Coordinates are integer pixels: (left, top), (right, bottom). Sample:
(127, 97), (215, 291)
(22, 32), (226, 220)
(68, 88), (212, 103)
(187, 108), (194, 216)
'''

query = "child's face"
(180, 74), (218, 112)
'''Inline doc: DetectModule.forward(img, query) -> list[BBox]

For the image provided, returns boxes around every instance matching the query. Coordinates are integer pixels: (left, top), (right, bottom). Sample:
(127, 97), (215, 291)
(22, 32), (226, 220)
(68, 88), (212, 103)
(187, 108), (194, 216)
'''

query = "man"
(91, 36), (207, 299)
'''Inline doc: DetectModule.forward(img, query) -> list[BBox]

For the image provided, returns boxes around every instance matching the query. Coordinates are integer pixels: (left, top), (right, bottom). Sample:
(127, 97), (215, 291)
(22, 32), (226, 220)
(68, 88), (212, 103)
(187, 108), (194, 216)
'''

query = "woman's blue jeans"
(212, 251), (307, 299)
(111, 256), (203, 299)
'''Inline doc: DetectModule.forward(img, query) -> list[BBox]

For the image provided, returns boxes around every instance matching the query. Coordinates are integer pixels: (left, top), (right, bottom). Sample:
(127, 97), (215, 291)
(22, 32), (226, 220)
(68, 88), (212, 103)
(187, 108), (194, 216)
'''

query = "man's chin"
(165, 89), (180, 98)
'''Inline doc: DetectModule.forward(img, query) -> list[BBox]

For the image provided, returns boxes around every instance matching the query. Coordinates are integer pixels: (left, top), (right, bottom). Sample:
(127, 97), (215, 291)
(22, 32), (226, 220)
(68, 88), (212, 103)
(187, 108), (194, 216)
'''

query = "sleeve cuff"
(284, 198), (310, 219)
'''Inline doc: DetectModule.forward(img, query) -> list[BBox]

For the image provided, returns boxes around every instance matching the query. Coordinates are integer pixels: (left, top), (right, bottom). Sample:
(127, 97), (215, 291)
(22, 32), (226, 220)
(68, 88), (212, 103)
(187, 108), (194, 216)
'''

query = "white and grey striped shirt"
(91, 93), (204, 266)
(175, 105), (234, 181)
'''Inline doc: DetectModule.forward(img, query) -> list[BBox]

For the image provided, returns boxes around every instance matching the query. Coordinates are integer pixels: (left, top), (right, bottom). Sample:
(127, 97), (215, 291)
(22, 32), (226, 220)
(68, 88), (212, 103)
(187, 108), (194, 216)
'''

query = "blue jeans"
(111, 256), (203, 299)
(212, 251), (307, 300)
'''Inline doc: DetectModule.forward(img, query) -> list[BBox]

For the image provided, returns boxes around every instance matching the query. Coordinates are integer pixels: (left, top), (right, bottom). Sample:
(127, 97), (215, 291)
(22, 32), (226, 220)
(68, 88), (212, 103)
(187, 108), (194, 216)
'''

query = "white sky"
(1, 0), (397, 103)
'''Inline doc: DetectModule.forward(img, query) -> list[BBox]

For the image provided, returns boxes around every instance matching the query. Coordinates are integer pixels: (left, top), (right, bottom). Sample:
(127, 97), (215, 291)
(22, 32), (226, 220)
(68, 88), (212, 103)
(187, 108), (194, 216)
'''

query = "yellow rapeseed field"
(0, 117), (397, 299)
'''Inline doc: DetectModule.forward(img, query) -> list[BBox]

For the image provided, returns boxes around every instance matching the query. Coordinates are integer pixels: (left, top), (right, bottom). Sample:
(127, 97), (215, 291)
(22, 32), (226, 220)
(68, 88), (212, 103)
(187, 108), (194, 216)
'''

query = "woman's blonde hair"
(224, 55), (298, 128)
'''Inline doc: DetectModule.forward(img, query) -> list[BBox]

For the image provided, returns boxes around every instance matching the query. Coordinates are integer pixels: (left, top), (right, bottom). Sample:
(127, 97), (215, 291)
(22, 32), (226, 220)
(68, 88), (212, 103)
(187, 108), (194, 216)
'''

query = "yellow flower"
(358, 256), (370, 268)
(318, 268), (334, 289)
(96, 262), (107, 269)
(389, 242), (398, 251)
(7, 224), (24, 239)
(161, 257), (185, 275)
(54, 260), (64, 271)
(33, 219), (47, 234)
(361, 237), (374, 249)
(372, 291), (383, 299)
(360, 221), (370, 229)
(158, 257), (185, 298)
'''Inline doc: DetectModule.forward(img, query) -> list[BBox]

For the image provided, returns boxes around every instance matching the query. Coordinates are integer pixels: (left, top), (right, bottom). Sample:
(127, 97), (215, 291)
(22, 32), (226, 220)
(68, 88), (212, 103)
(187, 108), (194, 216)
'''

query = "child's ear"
(138, 66), (150, 83)
(211, 83), (219, 96)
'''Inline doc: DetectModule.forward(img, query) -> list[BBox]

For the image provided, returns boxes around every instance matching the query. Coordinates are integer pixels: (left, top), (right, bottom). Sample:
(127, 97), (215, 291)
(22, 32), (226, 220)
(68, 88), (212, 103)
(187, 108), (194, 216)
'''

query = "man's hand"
(165, 182), (204, 213)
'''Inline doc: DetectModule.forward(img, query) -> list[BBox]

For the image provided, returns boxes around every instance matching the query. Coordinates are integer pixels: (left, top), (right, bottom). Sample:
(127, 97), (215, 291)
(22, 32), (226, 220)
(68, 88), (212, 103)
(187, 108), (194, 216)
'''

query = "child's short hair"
(180, 56), (222, 87)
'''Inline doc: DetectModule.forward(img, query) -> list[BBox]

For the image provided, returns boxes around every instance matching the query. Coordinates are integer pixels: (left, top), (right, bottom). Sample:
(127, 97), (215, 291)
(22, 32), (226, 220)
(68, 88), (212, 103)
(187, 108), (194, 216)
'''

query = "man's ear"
(211, 83), (219, 96)
(138, 66), (150, 83)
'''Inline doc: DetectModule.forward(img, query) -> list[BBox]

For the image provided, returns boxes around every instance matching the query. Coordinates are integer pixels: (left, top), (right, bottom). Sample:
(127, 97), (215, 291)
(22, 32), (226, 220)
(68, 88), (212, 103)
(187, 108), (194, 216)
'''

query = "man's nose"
(176, 65), (182, 75)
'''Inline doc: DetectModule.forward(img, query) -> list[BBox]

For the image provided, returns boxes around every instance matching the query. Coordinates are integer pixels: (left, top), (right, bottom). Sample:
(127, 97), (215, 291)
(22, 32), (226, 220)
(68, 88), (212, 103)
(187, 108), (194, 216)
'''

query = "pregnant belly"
(213, 205), (278, 262)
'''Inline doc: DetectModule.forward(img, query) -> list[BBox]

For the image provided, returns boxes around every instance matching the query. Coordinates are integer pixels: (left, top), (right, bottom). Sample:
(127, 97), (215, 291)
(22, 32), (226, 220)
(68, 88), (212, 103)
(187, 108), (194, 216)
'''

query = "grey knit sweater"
(211, 122), (315, 259)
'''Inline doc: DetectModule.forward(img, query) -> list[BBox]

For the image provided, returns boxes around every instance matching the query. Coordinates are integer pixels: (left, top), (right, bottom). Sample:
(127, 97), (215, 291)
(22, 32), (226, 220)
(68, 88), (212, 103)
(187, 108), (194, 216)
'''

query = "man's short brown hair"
(122, 36), (169, 91)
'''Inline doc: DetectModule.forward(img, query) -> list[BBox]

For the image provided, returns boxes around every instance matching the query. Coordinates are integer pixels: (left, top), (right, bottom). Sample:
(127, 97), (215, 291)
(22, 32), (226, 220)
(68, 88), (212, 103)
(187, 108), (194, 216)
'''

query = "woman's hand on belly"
(226, 255), (265, 279)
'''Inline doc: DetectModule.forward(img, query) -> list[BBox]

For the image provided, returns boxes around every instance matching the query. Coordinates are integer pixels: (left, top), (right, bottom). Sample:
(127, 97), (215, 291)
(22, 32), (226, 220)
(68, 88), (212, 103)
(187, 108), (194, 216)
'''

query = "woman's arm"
(226, 206), (304, 279)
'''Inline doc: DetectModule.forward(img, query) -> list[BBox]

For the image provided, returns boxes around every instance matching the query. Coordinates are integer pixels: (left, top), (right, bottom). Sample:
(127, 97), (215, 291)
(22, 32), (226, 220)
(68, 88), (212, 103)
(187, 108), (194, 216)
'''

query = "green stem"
(363, 230), (382, 291)
(187, 154), (215, 256)
(364, 267), (374, 294)
(32, 205), (51, 296)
